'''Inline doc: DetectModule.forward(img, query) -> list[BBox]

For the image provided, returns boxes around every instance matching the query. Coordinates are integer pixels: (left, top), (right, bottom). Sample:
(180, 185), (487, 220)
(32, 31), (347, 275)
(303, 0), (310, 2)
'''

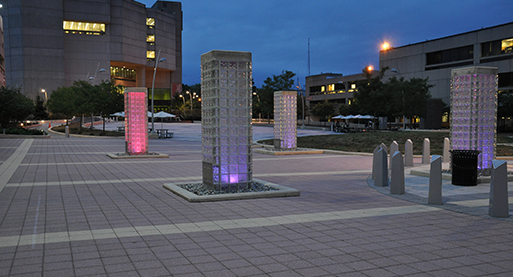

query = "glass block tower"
(201, 50), (253, 191)
(125, 87), (148, 155)
(274, 91), (297, 150)
(450, 67), (498, 170)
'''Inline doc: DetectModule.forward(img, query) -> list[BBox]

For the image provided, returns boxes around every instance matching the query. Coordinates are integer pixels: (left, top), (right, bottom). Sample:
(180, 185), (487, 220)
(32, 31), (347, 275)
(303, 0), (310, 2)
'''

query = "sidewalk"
(0, 134), (513, 276)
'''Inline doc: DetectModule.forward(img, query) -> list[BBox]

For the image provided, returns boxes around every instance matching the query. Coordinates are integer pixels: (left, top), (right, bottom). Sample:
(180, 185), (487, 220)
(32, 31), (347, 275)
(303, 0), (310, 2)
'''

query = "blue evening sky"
(139, 0), (513, 87)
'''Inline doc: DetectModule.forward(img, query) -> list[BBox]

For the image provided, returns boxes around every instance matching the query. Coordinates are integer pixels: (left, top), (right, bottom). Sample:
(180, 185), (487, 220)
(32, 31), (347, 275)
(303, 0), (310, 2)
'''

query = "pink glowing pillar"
(125, 87), (148, 155)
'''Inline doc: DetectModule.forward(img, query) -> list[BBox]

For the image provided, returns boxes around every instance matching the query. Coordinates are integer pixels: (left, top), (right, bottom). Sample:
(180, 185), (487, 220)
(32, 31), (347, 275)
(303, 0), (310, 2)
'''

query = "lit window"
(147, 51), (156, 60)
(321, 86), (325, 92)
(351, 84), (356, 89)
(146, 18), (155, 28)
(111, 66), (136, 80)
(147, 35), (155, 42)
(63, 20), (105, 35)
(328, 84), (335, 91)
(502, 38), (513, 54)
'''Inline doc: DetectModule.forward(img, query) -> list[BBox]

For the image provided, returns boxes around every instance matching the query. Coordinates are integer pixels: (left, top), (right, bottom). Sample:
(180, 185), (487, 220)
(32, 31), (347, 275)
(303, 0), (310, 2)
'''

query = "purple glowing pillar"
(201, 50), (253, 191)
(125, 87), (148, 155)
(450, 67), (498, 171)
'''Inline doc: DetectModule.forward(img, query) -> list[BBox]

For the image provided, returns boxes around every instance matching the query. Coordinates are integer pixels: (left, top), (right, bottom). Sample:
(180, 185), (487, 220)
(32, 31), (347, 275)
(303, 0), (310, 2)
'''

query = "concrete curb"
(163, 178), (300, 202)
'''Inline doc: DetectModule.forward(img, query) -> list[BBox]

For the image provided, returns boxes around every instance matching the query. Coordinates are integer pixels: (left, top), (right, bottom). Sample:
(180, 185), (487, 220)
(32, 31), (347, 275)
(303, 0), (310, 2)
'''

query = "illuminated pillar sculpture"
(274, 91), (297, 150)
(125, 87), (148, 155)
(201, 50), (253, 191)
(450, 67), (498, 171)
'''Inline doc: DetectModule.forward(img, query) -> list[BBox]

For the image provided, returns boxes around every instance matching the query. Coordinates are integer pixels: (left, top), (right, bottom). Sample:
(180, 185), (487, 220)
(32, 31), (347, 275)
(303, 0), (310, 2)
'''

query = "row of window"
(310, 83), (357, 94)
(426, 37), (513, 66)
(63, 21), (105, 35)
(63, 18), (159, 61)
(111, 66), (136, 81)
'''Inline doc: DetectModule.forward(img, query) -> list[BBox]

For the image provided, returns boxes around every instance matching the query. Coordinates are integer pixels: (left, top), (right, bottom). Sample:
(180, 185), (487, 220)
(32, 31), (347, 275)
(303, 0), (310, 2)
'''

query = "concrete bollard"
(375, 148), (389, 187)
(390, 151), (405, 195)
(428, 155), (443, 205)
(422, 138), (430, 164)
(380, 143), (387, 153)
(489, 160), (509, 218)
(372, 145), (380, 179)
(390, 141), (399, 168)
(404, 139), (413, 167)
(443, 137), (450, 163)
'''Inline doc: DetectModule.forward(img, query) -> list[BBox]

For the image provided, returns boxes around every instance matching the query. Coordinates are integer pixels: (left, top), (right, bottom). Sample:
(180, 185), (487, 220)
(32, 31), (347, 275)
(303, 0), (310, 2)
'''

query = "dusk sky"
(140, 0), (513, 87)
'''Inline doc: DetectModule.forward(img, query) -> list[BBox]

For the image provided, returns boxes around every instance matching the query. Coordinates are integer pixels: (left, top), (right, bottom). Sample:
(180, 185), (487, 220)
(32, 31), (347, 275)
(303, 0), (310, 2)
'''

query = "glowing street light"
(382, 42), (390, 51)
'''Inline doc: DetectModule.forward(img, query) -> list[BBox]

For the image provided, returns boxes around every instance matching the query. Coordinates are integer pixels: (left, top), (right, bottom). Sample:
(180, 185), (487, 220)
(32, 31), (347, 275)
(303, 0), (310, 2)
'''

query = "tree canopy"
(0, 86), (34, 128)
(255, 70), (296, 120)
(47, 80), (124, 129)
(353, 67), (433, 127)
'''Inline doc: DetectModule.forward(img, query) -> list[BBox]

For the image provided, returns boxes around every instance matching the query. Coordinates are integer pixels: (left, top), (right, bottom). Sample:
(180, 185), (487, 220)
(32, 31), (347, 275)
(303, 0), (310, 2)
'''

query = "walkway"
(0, 129), (512, 276)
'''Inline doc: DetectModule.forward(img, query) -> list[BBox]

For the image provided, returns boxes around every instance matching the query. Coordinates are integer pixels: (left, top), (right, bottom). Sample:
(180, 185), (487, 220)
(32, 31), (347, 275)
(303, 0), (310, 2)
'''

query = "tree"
(47, 86), (77, 126)
(33, 95), (49, 120)
(257, 70), (296, 122)
(498, 92), (513, 119)
(353, 66), (397, 119)
(93, 81), (124, 134)
(310, 101), (334, 121)
(401, 77), (434, 128)
(354, 66), (433, 129)
(0, 86), (34, 128)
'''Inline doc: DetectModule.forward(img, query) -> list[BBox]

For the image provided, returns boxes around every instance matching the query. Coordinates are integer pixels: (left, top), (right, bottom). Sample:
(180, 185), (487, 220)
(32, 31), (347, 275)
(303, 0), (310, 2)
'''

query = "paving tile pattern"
(0, 136), (513, 276)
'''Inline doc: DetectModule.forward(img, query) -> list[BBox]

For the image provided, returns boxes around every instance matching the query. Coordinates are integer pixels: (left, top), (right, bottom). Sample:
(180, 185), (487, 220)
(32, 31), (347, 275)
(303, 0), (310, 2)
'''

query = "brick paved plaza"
(1, 124), (513, 276)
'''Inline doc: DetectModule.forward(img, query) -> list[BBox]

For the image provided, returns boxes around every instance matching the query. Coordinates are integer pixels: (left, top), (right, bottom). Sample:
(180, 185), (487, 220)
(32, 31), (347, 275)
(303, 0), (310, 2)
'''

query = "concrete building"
(1, 0), (182, 112)
(305, 71), (378, 117)
(379, 21), (513, 106)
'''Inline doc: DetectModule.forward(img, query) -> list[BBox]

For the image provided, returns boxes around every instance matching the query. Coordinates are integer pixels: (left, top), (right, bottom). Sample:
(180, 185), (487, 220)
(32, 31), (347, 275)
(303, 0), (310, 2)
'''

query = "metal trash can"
(450, 150), (480, 186)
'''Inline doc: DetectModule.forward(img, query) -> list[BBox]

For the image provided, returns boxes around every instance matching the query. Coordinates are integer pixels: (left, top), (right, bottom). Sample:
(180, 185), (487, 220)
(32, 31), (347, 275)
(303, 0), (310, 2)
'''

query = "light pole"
(151, 49), (166, 132)
(296, 85), (305, 128)
(41, 89), (47, 103)
(186, 91), (193, 113)
(391, 68), (406, 130)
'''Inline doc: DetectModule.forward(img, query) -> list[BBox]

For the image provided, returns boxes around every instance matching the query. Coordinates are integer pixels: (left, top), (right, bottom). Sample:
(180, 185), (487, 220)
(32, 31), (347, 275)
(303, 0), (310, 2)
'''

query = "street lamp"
(296, 85), (305, 128)
(186, 91), (193, 113)
(151, 49), (166, 133)
(179, 94), (186, 105)
(41, 89), (47, 103)
(391, 68), (406, 130)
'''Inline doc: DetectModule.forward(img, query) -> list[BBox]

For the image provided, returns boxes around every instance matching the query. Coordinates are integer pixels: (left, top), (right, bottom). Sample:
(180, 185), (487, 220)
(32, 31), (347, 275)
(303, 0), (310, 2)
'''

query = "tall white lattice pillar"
(450, 67), (498, 171)
(201, 50), (253, 191)
(274, 91), (297, 150)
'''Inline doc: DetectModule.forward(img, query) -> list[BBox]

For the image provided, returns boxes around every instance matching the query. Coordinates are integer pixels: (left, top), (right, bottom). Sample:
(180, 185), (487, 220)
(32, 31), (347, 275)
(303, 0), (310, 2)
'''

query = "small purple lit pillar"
(201, 50), (253, 191)
(450, 67), (498, 171)
(274, 91), (297, 150)
(125, 87), (148, 155)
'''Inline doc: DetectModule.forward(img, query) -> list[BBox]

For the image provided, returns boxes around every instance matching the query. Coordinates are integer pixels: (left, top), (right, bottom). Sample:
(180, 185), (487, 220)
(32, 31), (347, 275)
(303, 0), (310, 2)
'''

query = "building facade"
(379, 22), (513, 105)
(305, 71), (378, 115)
(1, 0), (182, 112)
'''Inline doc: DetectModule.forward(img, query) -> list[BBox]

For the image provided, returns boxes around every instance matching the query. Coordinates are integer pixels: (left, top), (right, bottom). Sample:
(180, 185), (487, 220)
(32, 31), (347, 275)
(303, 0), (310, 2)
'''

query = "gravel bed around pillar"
(163, 178), (300, 202)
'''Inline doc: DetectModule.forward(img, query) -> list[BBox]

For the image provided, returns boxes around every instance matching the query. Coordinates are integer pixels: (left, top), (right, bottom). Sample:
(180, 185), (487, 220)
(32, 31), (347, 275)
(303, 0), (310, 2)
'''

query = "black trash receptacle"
(450, 150), (480, 186)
